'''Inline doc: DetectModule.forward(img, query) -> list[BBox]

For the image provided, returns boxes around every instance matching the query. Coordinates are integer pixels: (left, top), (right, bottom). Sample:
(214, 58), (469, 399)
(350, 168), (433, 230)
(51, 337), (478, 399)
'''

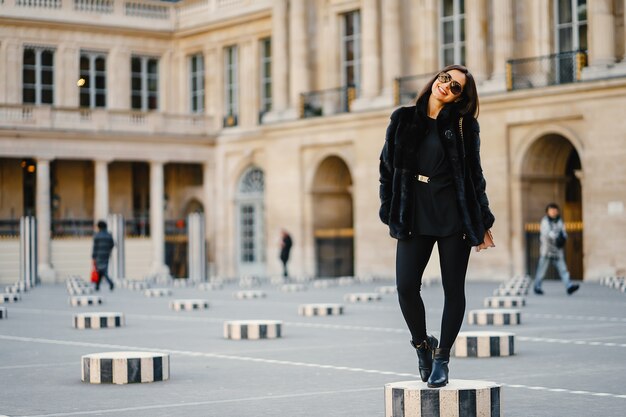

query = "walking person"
(533, 203), (579, 295)
(280, 229), (293, 277)
(92, 220), (115, 291)
(379, 65), (495, 388)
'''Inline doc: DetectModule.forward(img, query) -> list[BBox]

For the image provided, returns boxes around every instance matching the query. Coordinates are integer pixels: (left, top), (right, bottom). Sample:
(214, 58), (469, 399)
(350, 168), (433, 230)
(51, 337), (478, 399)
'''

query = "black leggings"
(396, 232), (471, 349)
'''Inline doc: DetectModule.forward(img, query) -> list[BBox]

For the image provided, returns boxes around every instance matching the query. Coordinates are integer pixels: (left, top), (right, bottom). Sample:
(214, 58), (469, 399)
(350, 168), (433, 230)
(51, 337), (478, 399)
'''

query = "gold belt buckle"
(417, 174), (430, 183)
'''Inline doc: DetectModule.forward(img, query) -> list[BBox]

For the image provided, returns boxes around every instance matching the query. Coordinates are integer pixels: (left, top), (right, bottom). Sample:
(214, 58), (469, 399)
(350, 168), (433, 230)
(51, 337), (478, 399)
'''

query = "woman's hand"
(476, 229), (495, 252)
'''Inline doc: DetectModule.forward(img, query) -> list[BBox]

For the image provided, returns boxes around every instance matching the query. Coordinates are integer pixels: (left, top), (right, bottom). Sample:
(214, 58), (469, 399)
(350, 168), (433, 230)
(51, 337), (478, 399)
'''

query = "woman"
(378, 65), (495, 388)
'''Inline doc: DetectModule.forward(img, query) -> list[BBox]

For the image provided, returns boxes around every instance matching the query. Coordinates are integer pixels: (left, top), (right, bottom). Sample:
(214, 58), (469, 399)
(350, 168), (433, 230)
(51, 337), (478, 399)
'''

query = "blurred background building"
(1, 0), (625, 283)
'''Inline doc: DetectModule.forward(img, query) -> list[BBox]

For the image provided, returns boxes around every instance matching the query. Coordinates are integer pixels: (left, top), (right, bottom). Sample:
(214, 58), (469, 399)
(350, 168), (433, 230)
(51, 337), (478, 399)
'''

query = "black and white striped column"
(281, 284), (308, 292)
(144, 288), (172, 297)
(452, 331), (515, 357)
(68, 286), (94, 296)
(313, 279), (338, 289)
(376, 286), (397, 294)
(468, 309), (521, 326)
(493, 288), (528, 296)
(69, 296), (103, 307)
(483, 296), (525, 308)
(0, 306), (6, 319)
(1, 294), (21, 303)
(223, 320), (282, 340)
(198, 282), (223, 291)
(298, 303), (344, 316)
(74, 313), (125, 329)
(344, 293), (382, 303)
(234, 290), (267, 300)
(384, 379), (502, 417)
(122, 281), (149, 290)
(81, 352), (169, 384)
(169, 299), (209, 311)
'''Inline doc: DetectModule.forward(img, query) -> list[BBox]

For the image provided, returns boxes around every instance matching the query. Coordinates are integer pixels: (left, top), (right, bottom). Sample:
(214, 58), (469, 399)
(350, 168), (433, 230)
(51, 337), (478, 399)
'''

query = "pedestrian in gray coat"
(533, 203), (579, 295)
(92, 220), (115, 291)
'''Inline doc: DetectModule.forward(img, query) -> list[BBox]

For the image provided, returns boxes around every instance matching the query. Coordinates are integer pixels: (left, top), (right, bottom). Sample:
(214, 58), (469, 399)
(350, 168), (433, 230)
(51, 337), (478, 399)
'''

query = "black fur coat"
(378, 101), (495, 246)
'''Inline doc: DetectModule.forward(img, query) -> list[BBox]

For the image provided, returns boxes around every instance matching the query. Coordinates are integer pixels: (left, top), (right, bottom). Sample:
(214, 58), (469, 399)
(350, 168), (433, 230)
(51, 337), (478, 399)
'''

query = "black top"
(92, 230), (114, 270)
(413, 116), (462, 237)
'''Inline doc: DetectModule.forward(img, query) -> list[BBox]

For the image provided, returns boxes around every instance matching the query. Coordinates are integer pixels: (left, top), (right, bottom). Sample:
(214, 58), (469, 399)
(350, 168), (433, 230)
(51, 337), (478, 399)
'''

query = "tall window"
(341, 11), (361, 93)
(236, 167), (265, 272)
(22, 47), (54, 105)
(555, 0), (587, 52)
(440, 0), (465, 66)
(189, 54), (204, 113)
(79, 52), (106, 108)
(131, 56), (159, 111)
(259, 38), (272, 118)
(224, 45), (238, 126)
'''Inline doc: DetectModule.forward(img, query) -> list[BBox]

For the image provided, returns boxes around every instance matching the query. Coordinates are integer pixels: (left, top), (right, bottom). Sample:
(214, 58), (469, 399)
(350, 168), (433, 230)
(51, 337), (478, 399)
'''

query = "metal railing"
(506, 50), (587, 91)
(300, 85), (356, 119)
(393, 73), (434, 106)
(165, 219), (187, 236)
(51, 219), (94, 237)
(0, 219), (20, 237)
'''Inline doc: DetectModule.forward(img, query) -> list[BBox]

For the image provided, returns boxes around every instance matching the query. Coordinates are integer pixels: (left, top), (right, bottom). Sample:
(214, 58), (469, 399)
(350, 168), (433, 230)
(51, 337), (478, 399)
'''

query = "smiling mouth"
(437, 85), (448, 96)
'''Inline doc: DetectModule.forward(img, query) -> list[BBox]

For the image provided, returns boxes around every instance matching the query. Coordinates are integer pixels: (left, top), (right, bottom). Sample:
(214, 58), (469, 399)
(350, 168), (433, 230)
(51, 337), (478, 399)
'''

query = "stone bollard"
(122, 280), (150, 290)
(144, 288), (172, 297)
(468, 309), (521, 326)
(344, 293), (382, 303)
(234, 290), (267, 300)
(281, 284), (308, 292)
(0, 306), (6, 319)
(81, 352), (169, 384)
(74, 312), (125, 329)
(493, 288), (527, 297)
(298, 303), (344, 317)
(69, 296), (103, 307)
(1, 294), (21, 303)
(67, 287), (94, 296)
(169, 299), (209, 311)
(376, 286), (397, 294)
(483, 296), (525, 308)
(224, 320), (282, 340)
(452, 331), (515, 357)
(313, 279), (338, 289)
(384, 379), (502, 417)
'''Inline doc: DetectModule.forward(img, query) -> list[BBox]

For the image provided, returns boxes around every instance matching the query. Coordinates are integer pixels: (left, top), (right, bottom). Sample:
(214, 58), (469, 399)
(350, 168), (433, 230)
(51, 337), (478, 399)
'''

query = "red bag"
(90, 266), (99, 283)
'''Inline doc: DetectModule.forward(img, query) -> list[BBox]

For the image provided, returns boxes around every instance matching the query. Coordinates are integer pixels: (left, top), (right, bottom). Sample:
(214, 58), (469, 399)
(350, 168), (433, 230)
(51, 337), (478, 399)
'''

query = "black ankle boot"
(427, 348), (450, 388)
(410, 335), (438, 382)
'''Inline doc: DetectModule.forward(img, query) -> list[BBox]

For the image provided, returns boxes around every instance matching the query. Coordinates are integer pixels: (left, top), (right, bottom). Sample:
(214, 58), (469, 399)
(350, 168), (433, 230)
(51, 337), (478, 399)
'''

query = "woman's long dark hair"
(415, 64), (479, 118)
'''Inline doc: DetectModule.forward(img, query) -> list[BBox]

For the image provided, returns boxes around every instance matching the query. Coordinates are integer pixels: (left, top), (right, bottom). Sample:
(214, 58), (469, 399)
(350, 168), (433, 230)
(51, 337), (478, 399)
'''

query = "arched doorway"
(235, 166), (265, 276)
(521, 135), (583, 280)
(312, 156), (354, 277)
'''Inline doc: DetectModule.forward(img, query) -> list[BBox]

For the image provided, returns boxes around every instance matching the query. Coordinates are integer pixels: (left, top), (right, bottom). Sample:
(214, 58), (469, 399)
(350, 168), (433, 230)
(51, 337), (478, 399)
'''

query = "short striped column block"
(172, 279), (193, 288)
(281, 284), (308, 292)
(81, 352), (169, 384)
(68, 287), (94, 296)
(234, 290), (267, 300)
(223, 320), (282, 340)
(198, 282), (223, 291)
(313, 279), (338, 289)
(144, 288), (172, 297)
(384, 379), (502, 417)
(122, 281), (150, 290)
(452, 331), (515, 357)
(337, 277), (356, 286)
(376, 286), (397, 294)
(483, 296), (526, 308)
(298, 303), (344, 316)
(0, 306), (7, 319)
(0, 294), (21, 303)
(169, 299), (209, 311)
(493, 288), (528, 297)
(74, 313), (125, 329)
(468, 309), (521, 326)
(69, 296), (103, 307)
(344, 293), (382, 303)
(5, 285), (26, 294)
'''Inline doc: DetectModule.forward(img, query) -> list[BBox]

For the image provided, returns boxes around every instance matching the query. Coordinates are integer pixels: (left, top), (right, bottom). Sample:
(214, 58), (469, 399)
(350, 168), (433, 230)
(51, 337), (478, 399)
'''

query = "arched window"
(235, 167), (265, 274)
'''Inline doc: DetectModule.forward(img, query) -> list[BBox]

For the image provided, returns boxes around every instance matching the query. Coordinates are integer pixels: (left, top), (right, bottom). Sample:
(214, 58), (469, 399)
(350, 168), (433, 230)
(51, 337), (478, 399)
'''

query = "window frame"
(130, 55), (159, 112)
(259, 37), (272, 116)
(189, 53), (205, 114)
(340, 10), (361, 94)
(439, 0), (466, 67)
(79, 50), (107, 109)
(554, 0), (588, 53)
(223, 45), (239, 119)
(22, 46), (55, 106)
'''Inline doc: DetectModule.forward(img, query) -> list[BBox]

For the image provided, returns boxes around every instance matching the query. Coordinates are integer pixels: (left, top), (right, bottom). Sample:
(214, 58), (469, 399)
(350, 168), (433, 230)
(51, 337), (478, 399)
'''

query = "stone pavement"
(0, 279), (624, 417)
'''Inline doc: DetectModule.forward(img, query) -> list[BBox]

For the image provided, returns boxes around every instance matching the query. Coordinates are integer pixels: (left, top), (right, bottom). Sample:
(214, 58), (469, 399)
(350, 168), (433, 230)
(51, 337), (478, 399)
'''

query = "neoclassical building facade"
(1, 0), (625, 283)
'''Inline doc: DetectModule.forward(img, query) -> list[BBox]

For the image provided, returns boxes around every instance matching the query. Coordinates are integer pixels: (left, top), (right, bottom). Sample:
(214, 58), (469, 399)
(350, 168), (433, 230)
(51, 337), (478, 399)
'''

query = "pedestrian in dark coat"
(379, 65), (495, 388)
(92, 220), (115, 291)
(280, 230), (292, 278)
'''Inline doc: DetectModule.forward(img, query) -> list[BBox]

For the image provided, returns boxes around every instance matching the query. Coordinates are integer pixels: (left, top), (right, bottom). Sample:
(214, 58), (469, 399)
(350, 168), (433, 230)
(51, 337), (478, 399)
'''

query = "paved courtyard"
(0, 278), (625, 417)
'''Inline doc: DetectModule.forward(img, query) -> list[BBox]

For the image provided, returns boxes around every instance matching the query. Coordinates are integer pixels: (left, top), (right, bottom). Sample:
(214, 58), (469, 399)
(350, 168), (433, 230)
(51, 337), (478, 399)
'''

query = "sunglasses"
(437, 72), (463, 96)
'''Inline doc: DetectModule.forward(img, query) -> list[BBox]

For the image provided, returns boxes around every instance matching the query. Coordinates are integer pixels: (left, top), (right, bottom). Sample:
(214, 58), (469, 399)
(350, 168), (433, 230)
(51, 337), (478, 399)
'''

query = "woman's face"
(431, 69), (466, 104)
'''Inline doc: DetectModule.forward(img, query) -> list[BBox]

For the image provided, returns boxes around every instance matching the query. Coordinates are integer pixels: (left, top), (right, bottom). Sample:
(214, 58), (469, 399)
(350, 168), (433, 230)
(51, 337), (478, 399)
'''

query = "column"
(588, 0), (616, 66)
(108, 47), (130, 110)
(491, 0), (514, 80)
(5, 40), (21, 104)
(417, 0), (439, 73)
(94, 160), (109, 222)
(381, 0), (402, 93)
(360, 0), (381, 99)
(36, 158), (55, 282)
(289, 0), (310, 108)
(150, 161), (168, 275)
(271, 0), (288, 113)
(240, 39), (258, 127)
(204, 47), (220, 130)
(203, 161), (213, 276)
(465, 0), (489, 82)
